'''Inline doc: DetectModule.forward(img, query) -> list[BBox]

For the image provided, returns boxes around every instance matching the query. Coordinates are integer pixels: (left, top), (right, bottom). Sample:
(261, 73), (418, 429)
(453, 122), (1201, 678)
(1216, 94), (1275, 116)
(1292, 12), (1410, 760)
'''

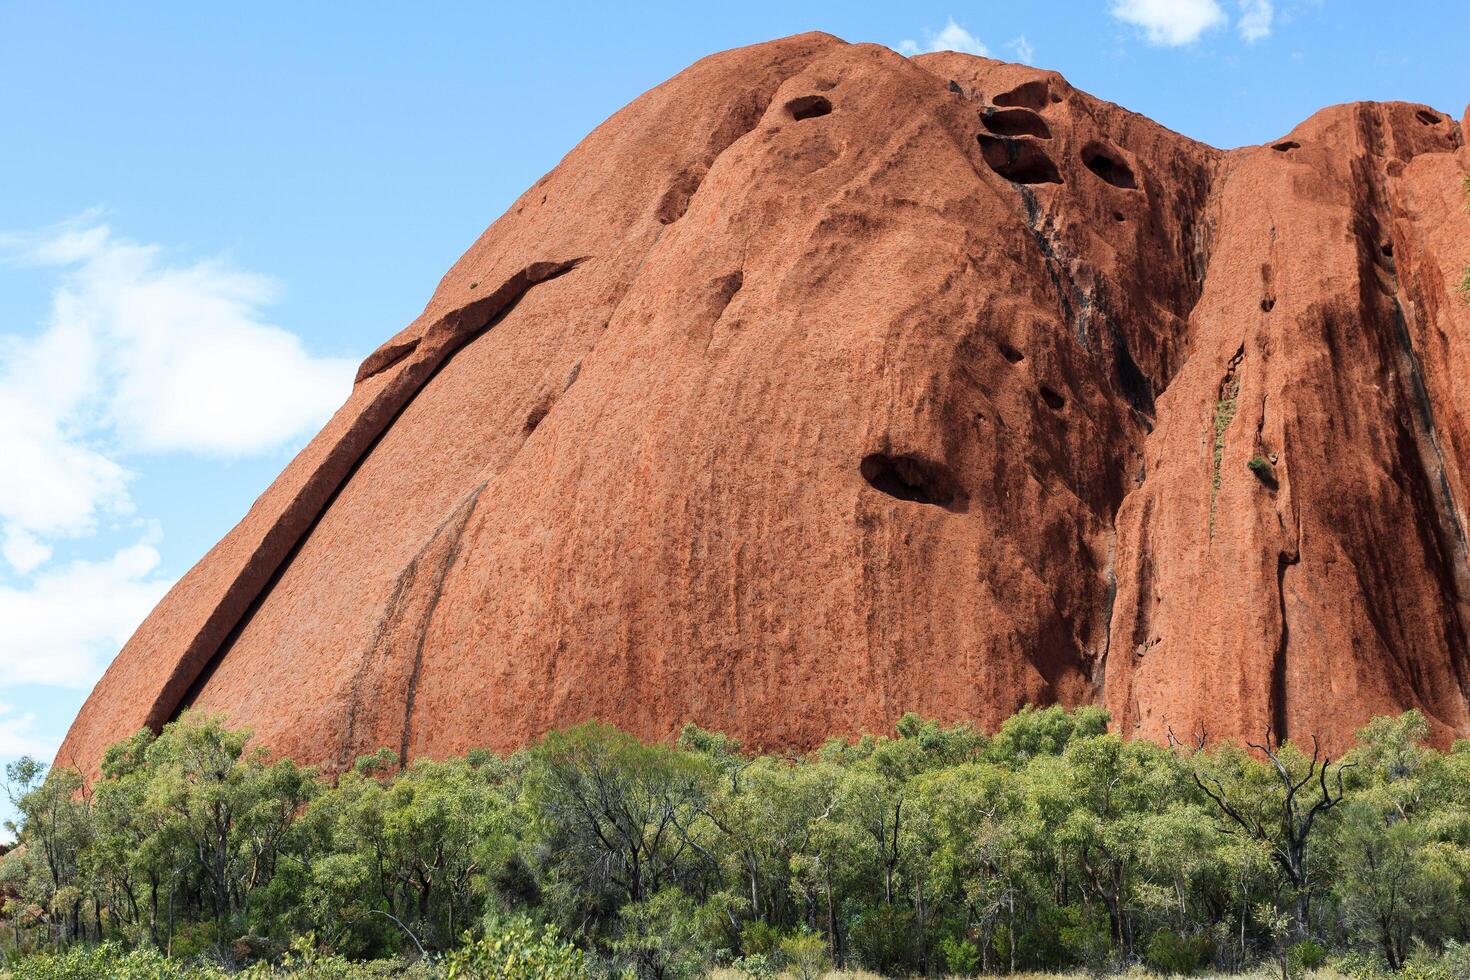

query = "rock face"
(58, 34), (1470, 773)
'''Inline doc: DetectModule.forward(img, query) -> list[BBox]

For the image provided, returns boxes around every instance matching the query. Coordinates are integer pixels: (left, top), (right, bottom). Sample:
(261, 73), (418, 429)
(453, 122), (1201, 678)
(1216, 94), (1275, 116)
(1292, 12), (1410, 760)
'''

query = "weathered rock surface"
(58, 33), (1470, 773)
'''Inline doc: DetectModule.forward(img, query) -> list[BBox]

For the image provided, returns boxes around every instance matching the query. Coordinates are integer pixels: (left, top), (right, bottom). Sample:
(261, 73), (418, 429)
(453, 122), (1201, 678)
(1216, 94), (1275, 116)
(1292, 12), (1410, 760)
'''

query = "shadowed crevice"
(161, 259), (586, 728)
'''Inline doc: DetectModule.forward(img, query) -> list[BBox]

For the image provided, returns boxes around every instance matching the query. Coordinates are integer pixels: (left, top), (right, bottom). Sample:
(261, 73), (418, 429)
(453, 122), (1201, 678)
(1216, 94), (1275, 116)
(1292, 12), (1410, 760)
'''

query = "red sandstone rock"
(56, 34), (1470, 774)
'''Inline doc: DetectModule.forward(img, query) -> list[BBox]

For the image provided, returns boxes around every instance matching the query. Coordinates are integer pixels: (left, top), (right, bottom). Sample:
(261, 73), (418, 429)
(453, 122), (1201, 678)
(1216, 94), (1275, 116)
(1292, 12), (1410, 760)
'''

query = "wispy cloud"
(0, 543), (171, 687)
(1109, 0), (1227, 45)
(899, 17), (990, 57)
(0, 703), (55, 759)
(1009, 35), (1036, 64)
(1237, 0), (1274, 41)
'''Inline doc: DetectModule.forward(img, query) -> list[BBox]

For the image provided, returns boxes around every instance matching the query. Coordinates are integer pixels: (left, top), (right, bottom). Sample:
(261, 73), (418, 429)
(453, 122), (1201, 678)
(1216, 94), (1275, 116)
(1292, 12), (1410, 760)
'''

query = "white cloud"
(1009, 35), (1036, 64)
(0, 216), (353, 698)
(899, 17), (990, 57)
(2, 527), (53, 576)
(0, 544), (171, 687)
(1237, 0), (1274, 40)
(0, 703), (56, 760)
(0, 218), (355, 576)
(1110, 0), (1227, 45)
(6, 220), (356, 458)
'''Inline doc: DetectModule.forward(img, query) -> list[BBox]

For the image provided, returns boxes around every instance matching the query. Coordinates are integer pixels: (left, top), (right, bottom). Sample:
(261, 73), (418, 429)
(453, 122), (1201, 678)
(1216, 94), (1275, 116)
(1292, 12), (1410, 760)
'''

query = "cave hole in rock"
(1113, 210), (1126, 222)
(1416, 109), (1440, 126)
(1039, 385), (1066, 411)
(1271, 140), (1300, 152)
(977, 134), (1062, 184)
(860, 453), (964, 510)
(993, 80), (1051, 110)
(1261, 297), (1275, 312)
(1080, 141), (1137, 189)
(655, 170), (702, 224)
(1380, 241), (1394, 258)
(999, 341), (1025, 363)
(786, 95), (832, 121)
(981, 108), (1052, 139)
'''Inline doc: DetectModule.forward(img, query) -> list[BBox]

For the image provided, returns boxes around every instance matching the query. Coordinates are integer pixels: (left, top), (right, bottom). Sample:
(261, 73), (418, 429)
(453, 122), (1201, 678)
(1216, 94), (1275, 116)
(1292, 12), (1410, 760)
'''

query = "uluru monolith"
(59, 33), (1470, 773)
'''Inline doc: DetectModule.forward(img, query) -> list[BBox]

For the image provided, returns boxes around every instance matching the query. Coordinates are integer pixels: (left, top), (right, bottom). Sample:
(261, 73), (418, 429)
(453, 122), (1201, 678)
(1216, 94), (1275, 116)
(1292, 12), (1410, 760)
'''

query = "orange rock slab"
(58, 34), (1470, 774)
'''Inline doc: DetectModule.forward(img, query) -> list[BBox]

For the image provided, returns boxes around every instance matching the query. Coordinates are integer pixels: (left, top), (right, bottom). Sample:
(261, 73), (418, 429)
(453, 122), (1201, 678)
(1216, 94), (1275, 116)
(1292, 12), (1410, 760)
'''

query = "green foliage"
(1288, 937), (1328, 973)
(938, 933), (982, 975)
(4, 941), (222, 979)
(7, 706), (1470, 977)
(1143, 929), (1212, 975)
(440, 919), (585, 979)
(847, 904), (915, 975)
(1458, 265), (1470, 303)
(776, 928), (828, 980)
(1212, 393), (1238, 485)
(1209, 384), (1239, 531)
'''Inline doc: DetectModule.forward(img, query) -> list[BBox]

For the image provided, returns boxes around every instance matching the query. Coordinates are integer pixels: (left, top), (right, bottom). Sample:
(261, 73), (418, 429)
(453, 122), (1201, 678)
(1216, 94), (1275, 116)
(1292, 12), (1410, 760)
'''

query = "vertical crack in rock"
(1208, 347), (1244, 538)
(1271, 552), (1298, 745)
(396, 485), (485, 765)
(1389, 296), (1470, 604)
(1017, 186), (1087, 351)
(165, 260), (585, 727)
(1353, 103), (1470, 714)
(1016, 188), (1157, 426)
(339, 483), (487, 768)
(1096, 528), (1119, 694)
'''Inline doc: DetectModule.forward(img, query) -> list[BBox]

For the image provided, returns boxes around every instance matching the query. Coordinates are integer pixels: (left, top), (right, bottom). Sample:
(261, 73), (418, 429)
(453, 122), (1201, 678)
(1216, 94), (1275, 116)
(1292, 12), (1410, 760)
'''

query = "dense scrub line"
(3, 707), (1470, 978)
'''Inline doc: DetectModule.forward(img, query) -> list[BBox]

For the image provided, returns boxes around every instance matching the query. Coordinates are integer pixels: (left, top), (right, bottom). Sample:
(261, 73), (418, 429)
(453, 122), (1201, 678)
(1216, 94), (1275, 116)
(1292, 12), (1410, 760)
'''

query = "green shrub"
(5, 942), (224, 979)
(1288, 937), (1328, 973)
(1145, 929), (1213, 975)
(1247, 455), (1278, 486)
(939, 933), (983, 974)
(737, 919), (781, 957)
(776, 929), (828, 980)
(726, 952), (777, 979)
(1059, 907), (1113, 974)
(848, 904), (916, 975)
(441, 919), (585, 979)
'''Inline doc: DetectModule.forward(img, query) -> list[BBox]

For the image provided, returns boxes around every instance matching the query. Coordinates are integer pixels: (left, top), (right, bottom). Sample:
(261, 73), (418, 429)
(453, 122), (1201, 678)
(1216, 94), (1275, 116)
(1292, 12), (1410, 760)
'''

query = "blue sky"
(1, 0), (1466, 824)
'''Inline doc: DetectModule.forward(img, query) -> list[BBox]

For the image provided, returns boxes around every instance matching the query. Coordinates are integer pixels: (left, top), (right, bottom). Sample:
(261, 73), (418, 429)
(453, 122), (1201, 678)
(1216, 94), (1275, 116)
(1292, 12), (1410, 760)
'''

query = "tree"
(1180, 727), (1351, 937)
(525, 722), (716, 949)
(303, 748), (517, 953)
(4, 757), (91, 945)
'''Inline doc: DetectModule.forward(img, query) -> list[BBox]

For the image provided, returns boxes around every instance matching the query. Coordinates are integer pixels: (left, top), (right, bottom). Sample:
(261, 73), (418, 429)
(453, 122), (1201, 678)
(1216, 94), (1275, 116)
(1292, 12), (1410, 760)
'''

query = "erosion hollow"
(977, 134), (1062, 184)
(785, 95), (832, 121)
(981, 107), (1052, 139)
(1081, 141), (1137, 189)
(860, 453), (966, 511)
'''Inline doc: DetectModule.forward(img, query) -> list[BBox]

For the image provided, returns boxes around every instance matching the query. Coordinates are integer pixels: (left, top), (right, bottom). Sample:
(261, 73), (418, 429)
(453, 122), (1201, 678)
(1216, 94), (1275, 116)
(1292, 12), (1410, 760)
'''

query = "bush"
(776, 929), (828, 980)
(938, 933), (983, 975)
(1145, 929), (1213, 975)
(848, 904), (916, 975)
(1288, 937), (1328, 973)
(441, 919), (585, 979)
(1059, 907), (1113, 974)
(737, 919), (782, 957)
(5, 942), (223, 979)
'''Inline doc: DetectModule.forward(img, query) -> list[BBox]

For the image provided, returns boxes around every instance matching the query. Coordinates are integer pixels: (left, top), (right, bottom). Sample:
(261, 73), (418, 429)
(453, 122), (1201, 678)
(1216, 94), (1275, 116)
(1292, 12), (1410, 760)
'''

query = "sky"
(1, 0), (1467, 826)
